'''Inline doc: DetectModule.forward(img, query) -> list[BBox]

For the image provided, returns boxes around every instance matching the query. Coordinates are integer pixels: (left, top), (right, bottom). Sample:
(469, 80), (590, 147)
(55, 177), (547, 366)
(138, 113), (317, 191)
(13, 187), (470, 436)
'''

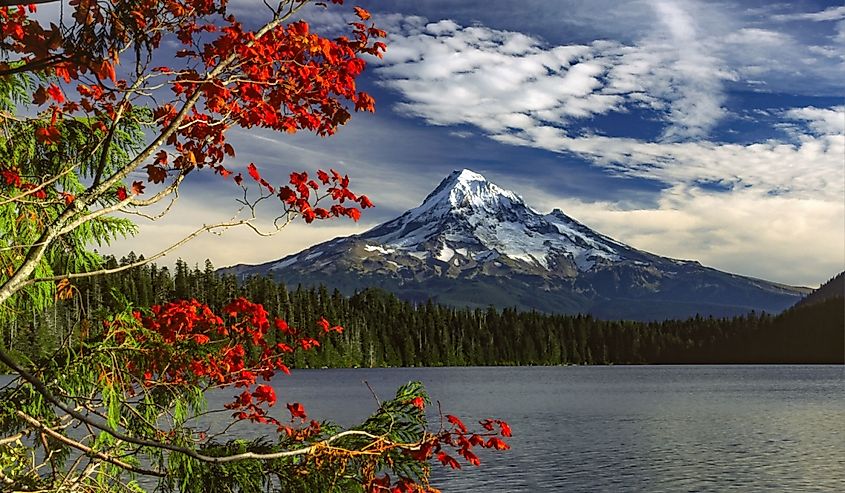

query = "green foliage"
(0, 73), (141, 327)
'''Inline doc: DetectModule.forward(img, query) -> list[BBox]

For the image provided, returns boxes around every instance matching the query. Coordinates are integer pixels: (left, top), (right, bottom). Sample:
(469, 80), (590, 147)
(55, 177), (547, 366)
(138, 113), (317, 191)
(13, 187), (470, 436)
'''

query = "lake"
(5, 365), (843, 491)
(203, 365), (845, 492)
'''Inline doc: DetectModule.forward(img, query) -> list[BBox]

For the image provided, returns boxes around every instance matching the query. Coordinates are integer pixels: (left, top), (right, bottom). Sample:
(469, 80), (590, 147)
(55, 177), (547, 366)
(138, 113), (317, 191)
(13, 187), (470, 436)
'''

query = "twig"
(364, 380), (381, 407)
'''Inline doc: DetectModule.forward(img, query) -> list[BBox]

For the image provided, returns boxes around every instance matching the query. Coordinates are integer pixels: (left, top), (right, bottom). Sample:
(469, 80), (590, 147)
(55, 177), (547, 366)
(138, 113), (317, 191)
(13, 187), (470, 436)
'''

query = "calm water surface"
(203, 365), (845, 492)
(7, 366), (842, 491)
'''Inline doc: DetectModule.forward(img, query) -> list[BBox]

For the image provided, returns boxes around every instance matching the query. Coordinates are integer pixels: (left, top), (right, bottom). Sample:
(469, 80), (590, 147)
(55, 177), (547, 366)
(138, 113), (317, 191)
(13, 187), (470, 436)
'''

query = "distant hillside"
(761, 297), (843, 364)
(795, 272), (844, 308)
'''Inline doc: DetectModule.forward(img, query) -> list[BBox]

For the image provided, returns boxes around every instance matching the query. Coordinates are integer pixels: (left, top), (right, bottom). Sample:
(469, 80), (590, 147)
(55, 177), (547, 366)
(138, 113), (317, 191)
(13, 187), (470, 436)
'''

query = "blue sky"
(105, 0), (844, 287)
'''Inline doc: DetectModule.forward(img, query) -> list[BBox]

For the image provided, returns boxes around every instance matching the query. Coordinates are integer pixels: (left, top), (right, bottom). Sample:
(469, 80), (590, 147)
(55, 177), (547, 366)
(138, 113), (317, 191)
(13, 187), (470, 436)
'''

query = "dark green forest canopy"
(5, 256), (843, 367)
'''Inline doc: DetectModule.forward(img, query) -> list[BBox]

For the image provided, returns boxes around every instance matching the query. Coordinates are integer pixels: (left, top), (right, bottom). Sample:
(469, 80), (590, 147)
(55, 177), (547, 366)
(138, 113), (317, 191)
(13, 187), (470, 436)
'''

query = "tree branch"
(0, 433), (23, 446)
(0, 346), (420, 466)
(0, 0), (59, 6)
(21, 218), (256, 287)
(15, 411), (166, 478)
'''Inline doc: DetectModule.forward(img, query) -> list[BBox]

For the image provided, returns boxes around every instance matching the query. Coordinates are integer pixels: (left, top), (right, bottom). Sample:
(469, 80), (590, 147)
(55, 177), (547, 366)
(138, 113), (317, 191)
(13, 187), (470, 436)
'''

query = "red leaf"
(154, 150), (169, 165)
(116, 186), (128, 201)
(486, 437), (510, 450)
(353, 6), (371, 20)
(317, 170), (330, 184)
(145, 164), (168, 184)
(253, 384), (277, 407)
(354, 91), (375, 112)
(1, 168), (22, 188)
(97, 60), (116, 82)
(462, 449), (481, 466)
(287, 402), (307, 421)
(274, 318), (295, 335)
(35, 125), (61, 145)
(346, 207), (361, 222)
(32, 86), (48, 105)
(278, 186), (296, 204)
(46, 84), (65, 104)
(437, 452), (461, 470)
(247, 163), (261, 182)
(299, 337), (319, 350)
(446, 415), (467, 433)
(497, 420), (512, 437)
(411, 396), (425, 410)
(358, 195), (374, 208)
(131, 180), (145, 195)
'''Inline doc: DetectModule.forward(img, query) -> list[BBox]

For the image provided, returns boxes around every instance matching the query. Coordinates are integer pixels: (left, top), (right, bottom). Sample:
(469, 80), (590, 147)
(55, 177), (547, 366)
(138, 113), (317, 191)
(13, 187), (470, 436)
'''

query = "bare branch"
(15, 411), (166, 478)
(22, 218), (257, 287)
(0, 0), (59, 5)
(0, 433), (23, 446)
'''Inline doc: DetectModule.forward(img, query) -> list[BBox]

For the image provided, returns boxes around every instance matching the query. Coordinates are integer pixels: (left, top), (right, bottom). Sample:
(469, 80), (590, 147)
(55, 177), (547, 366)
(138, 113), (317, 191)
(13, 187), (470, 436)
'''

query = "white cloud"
(784, 105), (845, 135)
(376, 12), (736, 141)
(543, 187), (844, 287)
(372, 11), (845, 286)
(772, 6), (845, 22)
(376, 15), (844, 199)
(836, 20), (845, 44)
(647, 0), (731, 139)
(724, 28), (792, 45)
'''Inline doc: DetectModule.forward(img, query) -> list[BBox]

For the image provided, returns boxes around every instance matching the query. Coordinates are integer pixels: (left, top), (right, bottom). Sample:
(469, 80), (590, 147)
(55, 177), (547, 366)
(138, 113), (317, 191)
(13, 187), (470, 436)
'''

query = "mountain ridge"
(222, 169), (810, 320)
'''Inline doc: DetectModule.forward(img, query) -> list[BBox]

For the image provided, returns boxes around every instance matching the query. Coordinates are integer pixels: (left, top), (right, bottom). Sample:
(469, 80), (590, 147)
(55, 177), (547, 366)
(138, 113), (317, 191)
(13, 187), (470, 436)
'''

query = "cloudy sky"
(106, 0), (844, 287)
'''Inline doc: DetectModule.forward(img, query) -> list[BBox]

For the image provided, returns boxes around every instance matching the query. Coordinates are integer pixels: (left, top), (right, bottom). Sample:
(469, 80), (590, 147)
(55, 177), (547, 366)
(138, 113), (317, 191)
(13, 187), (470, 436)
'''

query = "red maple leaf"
(247, 163), (261, 182)
(286, 402), (307, 421)
(253, 384), (276, 407)
(131, 181), (145, 195)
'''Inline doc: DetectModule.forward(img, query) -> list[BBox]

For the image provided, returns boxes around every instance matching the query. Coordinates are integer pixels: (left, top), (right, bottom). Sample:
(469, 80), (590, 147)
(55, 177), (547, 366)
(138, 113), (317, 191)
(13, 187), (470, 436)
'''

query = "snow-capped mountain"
(222, 169), (809, 320)
(355, 169), (625, 273)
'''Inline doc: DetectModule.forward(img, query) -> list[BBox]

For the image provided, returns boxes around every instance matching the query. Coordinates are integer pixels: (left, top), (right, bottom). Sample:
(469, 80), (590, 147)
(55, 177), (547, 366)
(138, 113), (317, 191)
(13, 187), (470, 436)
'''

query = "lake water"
(5, 365), (843, 491)
(203, 365), (845, 492)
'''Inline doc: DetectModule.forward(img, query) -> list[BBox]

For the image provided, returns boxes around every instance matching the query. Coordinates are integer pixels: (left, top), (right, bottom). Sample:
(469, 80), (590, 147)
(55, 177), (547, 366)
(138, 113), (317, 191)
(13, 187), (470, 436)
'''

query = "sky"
(102, 0), (844, 288)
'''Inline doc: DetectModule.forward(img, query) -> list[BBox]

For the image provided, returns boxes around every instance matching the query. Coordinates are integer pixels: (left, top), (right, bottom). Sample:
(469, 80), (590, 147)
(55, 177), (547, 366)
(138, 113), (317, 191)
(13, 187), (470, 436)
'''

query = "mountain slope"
(223, 169), (810, 320)
(794, 271), (844, 308)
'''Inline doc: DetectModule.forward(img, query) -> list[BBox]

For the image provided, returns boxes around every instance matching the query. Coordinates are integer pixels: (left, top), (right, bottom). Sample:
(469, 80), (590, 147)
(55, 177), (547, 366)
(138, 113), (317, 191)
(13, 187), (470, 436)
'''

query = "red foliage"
(1, 1), (384, 221)
(2, 4), (511, 489)
(108, 297), (345, 429)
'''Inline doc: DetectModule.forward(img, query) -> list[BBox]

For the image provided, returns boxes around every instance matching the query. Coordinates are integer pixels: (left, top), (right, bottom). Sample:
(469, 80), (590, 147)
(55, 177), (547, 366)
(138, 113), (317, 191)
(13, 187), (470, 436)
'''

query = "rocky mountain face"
(222, 169), (810, 320)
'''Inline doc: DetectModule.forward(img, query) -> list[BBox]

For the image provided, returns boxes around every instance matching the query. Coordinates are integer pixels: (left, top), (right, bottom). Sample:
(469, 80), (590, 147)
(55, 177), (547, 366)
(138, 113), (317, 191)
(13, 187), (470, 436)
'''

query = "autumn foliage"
(0, 1), (509, 491)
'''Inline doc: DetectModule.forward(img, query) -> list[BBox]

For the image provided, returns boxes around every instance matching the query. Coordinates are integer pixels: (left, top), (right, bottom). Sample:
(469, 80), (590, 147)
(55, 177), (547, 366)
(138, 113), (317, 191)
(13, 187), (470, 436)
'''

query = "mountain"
(794, 272), (844, 308)
(222, 169), (810, 320)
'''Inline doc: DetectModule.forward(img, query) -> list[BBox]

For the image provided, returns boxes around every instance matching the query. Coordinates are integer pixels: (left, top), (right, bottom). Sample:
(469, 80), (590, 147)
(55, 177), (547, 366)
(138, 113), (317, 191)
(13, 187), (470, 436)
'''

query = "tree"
(0, 2), (509, 491)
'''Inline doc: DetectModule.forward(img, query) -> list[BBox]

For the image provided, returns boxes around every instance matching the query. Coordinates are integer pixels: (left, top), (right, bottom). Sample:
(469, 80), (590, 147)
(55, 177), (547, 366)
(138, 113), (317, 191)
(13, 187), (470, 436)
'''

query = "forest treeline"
(4, 254), (843, 366)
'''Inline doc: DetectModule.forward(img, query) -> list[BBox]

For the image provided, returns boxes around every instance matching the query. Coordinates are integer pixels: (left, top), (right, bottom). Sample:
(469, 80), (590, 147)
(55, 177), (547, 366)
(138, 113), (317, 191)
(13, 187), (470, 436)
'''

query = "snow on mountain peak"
(416, 168), (524, 214)
(354, 169), (630, 272)
(452, 168), (486, 183)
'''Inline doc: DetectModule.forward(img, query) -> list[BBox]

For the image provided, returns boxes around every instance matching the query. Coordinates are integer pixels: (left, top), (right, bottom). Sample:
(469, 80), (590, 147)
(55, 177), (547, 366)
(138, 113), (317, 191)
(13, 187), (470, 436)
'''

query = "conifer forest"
(7, 255), (841, 368)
